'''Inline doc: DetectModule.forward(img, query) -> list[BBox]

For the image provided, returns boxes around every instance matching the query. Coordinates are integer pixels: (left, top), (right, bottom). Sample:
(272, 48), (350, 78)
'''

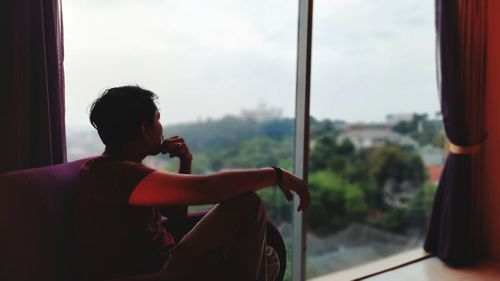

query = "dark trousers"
(162, 192), (269, 281)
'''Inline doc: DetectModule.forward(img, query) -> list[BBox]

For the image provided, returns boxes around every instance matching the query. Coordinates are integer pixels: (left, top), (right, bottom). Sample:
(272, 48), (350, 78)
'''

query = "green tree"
(306, 171), (346, 234)
(309, 134), (355, 172)
(406, 183), (436, 233)
(371, 146), (426, 189)
(371, 207), (407, 233)
(340, 151), (379, 209)
(204, 137), (293, 171)
(392, 113), (445, 147)
(306, 171), (370, 235)
(432, 131), (446, 148)
(310, 118), (338, 139)
(260, 118), (294, 140)
(344, 184), (368, 219)
(258, 187), (292, 223)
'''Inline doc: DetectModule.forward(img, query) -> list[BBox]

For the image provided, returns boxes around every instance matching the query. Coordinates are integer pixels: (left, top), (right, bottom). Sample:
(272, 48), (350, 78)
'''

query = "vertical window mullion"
(293, 0), (313, 280)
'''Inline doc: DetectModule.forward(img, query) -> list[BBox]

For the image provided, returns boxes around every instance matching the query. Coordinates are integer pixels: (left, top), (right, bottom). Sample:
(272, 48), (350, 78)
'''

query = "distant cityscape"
(66, 110), (445, 279)
(67, 111), (445, 182)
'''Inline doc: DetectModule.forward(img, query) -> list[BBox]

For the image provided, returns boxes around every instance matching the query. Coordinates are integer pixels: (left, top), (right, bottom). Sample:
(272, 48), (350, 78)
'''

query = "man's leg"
(162, 192), (268, 281)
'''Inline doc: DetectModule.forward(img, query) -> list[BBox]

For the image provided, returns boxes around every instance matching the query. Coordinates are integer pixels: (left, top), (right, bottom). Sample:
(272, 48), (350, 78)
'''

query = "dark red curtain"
(0, 0), (66, 174)
(424, 0), (487, 266)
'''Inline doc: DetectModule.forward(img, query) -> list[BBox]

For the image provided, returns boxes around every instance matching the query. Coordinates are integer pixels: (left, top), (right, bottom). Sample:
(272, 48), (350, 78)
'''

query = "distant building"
(337, 128), (419, 150)
(240, 103), (283, 123)
(419, 145), (445, 166)
(418, 145), (445, 184)
(385, 113), (414, 125)
(427, 165), (443, 185)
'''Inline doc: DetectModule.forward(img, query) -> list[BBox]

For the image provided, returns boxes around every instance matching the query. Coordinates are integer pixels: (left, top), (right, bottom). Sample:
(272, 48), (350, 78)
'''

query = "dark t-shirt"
(74, 156), (175, 280)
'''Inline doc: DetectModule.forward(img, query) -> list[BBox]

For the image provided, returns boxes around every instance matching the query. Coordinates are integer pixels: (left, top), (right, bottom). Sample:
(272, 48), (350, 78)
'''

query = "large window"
(63, 0), (298, 279)
(64, 1), (441, 280)
(306, 0), (442, 279)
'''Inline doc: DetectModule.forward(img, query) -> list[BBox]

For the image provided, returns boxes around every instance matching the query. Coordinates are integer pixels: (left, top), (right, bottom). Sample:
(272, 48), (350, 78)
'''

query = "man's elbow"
(194, 175), (234, 204)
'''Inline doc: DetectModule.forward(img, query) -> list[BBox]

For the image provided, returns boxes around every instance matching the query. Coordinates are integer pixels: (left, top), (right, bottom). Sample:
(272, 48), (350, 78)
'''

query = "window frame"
(292, 1), (435, 280)
(292, 0), (313, 280)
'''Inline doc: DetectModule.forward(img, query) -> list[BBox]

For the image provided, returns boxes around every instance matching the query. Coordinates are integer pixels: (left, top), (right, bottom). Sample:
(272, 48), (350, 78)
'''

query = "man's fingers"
(168, 147), (186, 158)
(293, 182), (310, 212)
(279, 186), (293, 201)
(162, 136), (184, 146)
(296, 194), (304, 211)
(162, 142), (184, 153)
(166, 136), (183, 143)
(278, 171), (310, 212)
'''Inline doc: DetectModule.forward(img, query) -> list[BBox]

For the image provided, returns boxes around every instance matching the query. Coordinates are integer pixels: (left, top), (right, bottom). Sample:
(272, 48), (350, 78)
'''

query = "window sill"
(308, 248), (430, 281)
(364, 257), (500, 281)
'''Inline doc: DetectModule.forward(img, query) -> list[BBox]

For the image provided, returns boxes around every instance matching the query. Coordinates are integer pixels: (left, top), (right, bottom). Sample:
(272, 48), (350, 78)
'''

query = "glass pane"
(63, 1), (298, 279)
(307, 0), (443, 279)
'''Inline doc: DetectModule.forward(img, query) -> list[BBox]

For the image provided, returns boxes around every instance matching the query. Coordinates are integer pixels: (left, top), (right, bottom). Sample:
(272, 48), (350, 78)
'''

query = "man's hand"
(160, 136), (193, 161)
(278, 169), (310, 212)
(160, 136), (193, 174)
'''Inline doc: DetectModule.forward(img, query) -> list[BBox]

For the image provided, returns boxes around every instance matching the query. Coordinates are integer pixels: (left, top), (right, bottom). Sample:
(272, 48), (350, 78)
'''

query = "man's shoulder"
(81, 156), (151, 172)
(80, 156), (156, 185)
(77, 156), (156, 201)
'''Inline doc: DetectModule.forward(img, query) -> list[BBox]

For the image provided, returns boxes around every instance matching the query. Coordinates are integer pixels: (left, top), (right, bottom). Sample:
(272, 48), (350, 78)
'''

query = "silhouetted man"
(74, 85), (310, 281)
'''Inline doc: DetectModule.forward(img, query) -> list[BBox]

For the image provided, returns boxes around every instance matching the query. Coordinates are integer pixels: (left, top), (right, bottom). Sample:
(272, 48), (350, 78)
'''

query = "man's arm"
(135, 135), (310, 211)
(128, 167), (310, 212)
(159, 136), (191, 219)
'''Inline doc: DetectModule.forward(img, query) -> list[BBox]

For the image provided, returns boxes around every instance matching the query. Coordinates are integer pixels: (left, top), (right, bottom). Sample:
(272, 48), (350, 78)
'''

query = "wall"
(483, 0), (500, 259)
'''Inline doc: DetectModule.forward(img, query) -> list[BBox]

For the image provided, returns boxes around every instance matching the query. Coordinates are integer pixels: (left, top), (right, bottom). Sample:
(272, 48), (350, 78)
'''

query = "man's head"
(89, 85), (162, 148)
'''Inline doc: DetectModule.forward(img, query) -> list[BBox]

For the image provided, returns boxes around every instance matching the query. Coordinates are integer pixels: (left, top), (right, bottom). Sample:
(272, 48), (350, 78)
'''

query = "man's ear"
(141, 121), (152, 141)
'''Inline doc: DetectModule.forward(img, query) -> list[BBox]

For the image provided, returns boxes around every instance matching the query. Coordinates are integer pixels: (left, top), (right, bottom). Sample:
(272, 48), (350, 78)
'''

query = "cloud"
(310, 0), (438, 122)
(63, 0), (438, 127)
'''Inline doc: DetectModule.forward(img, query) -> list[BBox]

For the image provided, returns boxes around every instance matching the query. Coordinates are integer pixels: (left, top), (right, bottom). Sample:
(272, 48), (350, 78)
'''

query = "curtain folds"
(424, 0), (488, 266)
(0, 0), (66, 174)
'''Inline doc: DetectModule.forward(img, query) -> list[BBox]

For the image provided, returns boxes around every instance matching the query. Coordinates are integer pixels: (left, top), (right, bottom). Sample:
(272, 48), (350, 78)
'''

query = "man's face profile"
(147, 111), (164, 155)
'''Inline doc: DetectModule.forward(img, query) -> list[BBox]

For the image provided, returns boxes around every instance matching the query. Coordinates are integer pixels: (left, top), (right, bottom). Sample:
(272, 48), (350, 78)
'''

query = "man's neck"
(103, 145), (146, 163)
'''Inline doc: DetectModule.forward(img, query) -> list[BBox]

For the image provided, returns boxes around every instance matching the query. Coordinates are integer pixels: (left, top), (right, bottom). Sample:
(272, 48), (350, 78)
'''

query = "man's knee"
(224, 192), (266, 219)
(232, 191), (261, 205)
(232, 192), (264, 208)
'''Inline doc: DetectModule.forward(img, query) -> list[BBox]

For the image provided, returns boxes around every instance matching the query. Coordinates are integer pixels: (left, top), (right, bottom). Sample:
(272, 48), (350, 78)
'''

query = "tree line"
(160, 113), (443, 237)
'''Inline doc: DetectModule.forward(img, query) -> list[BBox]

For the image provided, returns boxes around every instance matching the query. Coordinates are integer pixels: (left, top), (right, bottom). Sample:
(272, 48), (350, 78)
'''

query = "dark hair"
(89, 85), (158, 146)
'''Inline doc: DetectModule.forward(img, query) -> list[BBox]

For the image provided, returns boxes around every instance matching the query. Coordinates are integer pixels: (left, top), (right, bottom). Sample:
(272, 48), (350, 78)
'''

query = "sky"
(63, 0), (439, 128)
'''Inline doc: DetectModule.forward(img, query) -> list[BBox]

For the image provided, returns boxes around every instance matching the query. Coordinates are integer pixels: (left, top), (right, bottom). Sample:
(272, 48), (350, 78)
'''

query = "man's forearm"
(130, 167), (279, 206)
(164, 158), (191, 218)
